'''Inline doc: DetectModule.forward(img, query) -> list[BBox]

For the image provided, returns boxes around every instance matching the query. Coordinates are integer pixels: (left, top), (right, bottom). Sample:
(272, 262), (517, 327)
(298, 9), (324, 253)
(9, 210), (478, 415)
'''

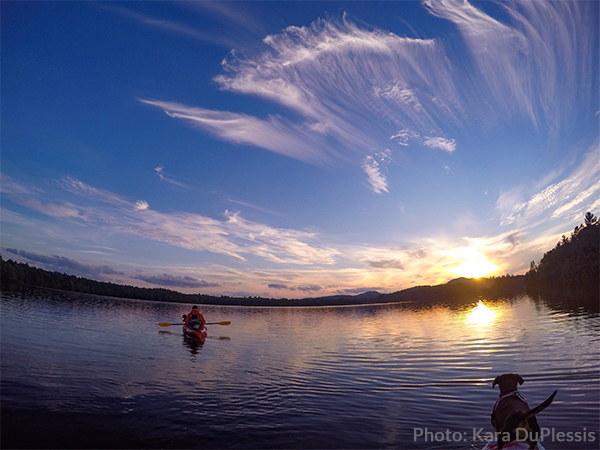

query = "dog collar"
(493, 390), (527, 412)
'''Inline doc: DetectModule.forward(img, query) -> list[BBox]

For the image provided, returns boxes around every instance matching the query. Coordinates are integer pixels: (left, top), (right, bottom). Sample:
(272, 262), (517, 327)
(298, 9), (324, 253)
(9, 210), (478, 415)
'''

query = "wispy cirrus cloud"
(496, 147), (600, 226)
(102, 5), (237, 48)
(140, 100), (331, 165)
(423, 136), (456, 153)
(185, 1), (265, 36)
(4, 246), (220, 290)
(1, 175), (339, 266)
(424, 0), (596, 131)
(141, 14), (460, 181)
(0, 175), (82, 219)
(142, 1), (594, 192)
(154, 166), (190, 189)
(362, 150), (389, 194)
(226, 198), (287, 220)
(3, 168), (595, 297)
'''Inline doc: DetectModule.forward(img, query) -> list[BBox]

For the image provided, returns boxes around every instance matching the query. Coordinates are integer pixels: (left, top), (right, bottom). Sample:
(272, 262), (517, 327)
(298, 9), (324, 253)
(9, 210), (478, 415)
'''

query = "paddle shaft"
(158, 321), (231, 327)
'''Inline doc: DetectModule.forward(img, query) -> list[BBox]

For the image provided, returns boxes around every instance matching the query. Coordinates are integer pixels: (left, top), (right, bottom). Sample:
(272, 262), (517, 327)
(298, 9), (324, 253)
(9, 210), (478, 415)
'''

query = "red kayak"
(182, 324), (208, 341)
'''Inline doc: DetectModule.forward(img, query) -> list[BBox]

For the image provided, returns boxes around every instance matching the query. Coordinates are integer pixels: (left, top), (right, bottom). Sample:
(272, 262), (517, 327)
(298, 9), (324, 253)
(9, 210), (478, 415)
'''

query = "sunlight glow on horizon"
(450, 249), (499, 279)
(1, 0), (597, 298)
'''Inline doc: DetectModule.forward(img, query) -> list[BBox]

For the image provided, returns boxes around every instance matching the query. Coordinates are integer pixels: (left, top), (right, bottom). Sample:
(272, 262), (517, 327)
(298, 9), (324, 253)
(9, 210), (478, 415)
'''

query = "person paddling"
(183, 305), (206, 331)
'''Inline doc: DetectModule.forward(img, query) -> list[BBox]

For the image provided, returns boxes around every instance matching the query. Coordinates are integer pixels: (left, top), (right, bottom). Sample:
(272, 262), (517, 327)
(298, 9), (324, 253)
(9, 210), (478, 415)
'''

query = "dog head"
(493, 373), (524, 395)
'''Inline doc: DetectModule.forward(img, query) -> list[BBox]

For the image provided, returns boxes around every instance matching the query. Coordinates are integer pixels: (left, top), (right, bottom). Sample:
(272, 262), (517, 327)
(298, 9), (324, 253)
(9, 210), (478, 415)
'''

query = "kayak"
(182, 324), (208, 341)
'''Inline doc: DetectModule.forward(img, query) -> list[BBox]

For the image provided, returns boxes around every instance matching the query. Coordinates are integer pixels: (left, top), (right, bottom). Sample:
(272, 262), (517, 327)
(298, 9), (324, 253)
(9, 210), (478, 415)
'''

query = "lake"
(1, 289), (598, 449)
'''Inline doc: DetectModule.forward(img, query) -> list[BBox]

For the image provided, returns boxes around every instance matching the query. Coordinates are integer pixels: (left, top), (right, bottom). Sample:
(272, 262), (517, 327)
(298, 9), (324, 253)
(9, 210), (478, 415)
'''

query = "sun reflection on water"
(465, 300), (497, 327)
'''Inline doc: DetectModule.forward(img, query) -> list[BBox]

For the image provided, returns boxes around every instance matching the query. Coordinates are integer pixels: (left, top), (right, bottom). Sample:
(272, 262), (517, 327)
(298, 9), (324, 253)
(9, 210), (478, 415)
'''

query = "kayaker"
(184, 305), (205, 331)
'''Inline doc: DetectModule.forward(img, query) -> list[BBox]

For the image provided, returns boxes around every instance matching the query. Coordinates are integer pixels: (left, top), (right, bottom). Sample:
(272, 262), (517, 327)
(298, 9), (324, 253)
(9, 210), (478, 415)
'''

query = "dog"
(491, 373), (557, 450)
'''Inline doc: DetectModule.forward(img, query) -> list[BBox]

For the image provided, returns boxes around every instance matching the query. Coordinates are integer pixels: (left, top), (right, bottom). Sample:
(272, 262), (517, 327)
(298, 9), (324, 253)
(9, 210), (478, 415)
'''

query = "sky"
(1, 0), (598, 299)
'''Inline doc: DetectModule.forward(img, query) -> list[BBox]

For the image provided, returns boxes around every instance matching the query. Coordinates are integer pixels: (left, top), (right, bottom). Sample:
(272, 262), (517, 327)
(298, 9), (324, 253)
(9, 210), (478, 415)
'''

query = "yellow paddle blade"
(158, 322), (177, 327)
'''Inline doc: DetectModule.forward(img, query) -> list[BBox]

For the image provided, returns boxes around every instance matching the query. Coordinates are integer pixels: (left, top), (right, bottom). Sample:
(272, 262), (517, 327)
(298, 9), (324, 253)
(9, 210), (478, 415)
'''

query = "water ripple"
(1, 292), (598, 449)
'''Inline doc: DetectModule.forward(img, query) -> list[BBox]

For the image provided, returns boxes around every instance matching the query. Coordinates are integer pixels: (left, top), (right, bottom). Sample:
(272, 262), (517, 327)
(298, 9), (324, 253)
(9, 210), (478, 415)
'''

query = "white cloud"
(103, 5), (234, 47)
(139, 1), (594, 196)
(373, 82), (422, 109)
(189, 1), (263, 35)
(307, 122), (329, 133)
(424, 0), (596, 131)
(141, 14), (461, 180)
(496, 147), (600, 226)
(390, 129), (418, 146)
(60, 176), (125, 206)
(423, 136), (456, 153)
(362, 150), (392, 194)
(134, 200), (149, 211)
(4, 168), (595, 297)
(141, 99), (330, 165)
(223, 210), (339, 264)
(552, 180), (600, 218)
(496, 187), (526, 226)
(3, 175), (340, 266)
(154, 165), (193, 189)
(1, 176), (82, 219)
(362, 155), (388, 194)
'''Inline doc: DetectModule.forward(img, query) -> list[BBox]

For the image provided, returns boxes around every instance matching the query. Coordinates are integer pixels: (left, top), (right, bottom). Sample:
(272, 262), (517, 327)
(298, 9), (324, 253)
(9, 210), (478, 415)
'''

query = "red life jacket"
(185, 309), (205, 326)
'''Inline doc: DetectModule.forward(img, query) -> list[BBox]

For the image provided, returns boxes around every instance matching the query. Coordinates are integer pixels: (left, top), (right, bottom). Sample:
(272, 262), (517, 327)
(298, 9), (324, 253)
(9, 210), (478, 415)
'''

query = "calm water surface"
(1, 290), (599, 449)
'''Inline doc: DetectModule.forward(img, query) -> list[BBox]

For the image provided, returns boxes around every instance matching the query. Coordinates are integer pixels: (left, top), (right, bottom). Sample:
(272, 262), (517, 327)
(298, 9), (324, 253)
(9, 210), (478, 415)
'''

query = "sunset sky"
(2, 1), (598, 299)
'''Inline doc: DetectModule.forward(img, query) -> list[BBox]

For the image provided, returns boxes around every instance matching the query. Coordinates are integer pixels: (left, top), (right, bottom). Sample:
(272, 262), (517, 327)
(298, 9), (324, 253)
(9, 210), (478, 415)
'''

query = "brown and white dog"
(491, 373), (557, 450)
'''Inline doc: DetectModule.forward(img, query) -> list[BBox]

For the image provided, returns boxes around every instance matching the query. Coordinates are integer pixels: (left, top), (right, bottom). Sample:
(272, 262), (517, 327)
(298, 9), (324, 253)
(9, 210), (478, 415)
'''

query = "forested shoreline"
(1, 212), (597, 307)
(0, 257), (232, 305)
(525, 212), (599, 301)
(1, 256), (525, 306)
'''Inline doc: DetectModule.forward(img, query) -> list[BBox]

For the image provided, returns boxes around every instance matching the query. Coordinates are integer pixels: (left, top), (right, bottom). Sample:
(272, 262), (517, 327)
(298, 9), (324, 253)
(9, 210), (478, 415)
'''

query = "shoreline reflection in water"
(1, 291), (598, 450)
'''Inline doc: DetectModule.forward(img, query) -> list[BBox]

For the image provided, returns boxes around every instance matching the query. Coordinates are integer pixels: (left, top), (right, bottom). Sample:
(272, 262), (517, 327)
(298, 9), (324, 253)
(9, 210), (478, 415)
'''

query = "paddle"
(159, 321), (231, 327)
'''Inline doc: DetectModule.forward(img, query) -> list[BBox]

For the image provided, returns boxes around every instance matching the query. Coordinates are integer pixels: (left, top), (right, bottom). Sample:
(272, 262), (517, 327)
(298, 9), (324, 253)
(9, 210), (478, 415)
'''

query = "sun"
(451, 249), (499, 278)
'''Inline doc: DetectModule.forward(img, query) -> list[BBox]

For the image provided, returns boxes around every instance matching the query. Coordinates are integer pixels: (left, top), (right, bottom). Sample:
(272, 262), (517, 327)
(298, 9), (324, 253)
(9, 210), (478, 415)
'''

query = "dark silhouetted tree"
(525, 212), (599, 299)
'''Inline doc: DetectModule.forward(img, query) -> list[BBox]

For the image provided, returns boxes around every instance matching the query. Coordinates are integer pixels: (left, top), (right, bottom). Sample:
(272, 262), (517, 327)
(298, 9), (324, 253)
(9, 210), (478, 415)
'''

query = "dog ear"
(493, 375), (500, 388)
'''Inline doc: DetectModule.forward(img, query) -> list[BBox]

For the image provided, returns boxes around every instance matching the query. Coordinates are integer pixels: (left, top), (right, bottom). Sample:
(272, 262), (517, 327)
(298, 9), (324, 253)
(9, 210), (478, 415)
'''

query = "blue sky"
(2, 0), (598, 298)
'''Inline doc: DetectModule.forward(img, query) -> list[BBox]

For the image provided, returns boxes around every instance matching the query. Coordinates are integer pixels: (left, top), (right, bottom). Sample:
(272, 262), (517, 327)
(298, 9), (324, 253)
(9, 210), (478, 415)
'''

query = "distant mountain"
(445, 277), (473, 284)
(377, 275), (526, 306)
(356, 290), (382, 298)
(1, 254), (527, 307)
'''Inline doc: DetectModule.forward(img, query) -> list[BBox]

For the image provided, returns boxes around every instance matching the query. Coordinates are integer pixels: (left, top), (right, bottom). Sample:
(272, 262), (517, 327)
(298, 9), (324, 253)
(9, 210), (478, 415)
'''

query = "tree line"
(3, 213), (596, 306)
(1, 255), (526, 307)
(0, 257), (382, 306)
(0, 257), (228, 304)
(525, 212), (599, 300)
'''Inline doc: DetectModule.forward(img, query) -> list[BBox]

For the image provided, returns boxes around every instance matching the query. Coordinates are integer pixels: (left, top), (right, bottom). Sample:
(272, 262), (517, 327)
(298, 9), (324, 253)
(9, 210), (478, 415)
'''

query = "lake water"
(1, 290), (599, 450)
